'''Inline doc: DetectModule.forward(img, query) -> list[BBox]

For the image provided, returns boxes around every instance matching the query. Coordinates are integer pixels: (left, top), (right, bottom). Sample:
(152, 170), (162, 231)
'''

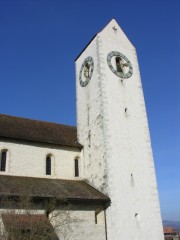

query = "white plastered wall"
(0, 140), (82, 179)
(76, 35), (108, 193)
(51, 205), (106, 240)
(99, 19), (163, 240)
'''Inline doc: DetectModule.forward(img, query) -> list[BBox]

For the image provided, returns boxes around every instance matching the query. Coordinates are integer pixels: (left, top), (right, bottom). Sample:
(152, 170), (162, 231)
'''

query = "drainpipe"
(104, 208), (108, 240)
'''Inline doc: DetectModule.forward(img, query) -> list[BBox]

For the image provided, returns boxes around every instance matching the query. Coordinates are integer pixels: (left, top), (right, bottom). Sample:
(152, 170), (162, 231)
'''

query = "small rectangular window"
(1, 151), (6, 172)
(46, 156), (51, 175)
(75, 159), (79, 177)
(95, 212), (98, 224)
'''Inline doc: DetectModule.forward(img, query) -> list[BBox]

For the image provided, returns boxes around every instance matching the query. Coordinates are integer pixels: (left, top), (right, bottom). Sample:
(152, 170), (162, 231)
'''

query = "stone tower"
(75, 19), (163, 240)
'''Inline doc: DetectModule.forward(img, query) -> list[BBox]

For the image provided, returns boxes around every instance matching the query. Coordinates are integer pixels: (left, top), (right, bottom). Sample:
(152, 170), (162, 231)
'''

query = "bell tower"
(75, 19), (163, 240)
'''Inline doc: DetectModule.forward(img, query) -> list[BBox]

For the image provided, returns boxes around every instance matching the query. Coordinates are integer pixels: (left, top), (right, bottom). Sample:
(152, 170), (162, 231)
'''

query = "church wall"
(51, 204), (106, 240)
(0, 204), (106, 240)
(97, 21), (163, 240)
(76, 37), (108, 193)
(0, 139), (82, 179)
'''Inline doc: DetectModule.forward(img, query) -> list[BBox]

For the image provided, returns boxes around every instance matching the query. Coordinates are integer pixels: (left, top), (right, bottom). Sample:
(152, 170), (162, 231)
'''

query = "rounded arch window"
(46, 154), (52, 175)
(0, 149), (8, 172)
(74, 158), (79, 177)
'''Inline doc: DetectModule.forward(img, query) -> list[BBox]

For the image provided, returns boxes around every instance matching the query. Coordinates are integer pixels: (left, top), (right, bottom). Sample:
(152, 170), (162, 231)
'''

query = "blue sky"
(0, 0), (179, 221)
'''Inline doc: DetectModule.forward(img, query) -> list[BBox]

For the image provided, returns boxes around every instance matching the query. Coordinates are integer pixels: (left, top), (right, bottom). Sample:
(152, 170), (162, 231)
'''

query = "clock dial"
(107, 51), (133, 79)
(79, 56), (94, 87)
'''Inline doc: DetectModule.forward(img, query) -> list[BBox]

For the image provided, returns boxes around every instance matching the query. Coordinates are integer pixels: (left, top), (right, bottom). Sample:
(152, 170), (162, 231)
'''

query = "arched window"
(75, 159), (79, 177)
(46, 155), (51, 175)
(1, 150), (7, 172)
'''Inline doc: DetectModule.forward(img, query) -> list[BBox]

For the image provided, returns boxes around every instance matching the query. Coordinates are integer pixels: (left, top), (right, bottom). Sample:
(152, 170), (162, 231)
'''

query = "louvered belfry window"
(46, 156), (51, 175)
(1, 150), (7, 171)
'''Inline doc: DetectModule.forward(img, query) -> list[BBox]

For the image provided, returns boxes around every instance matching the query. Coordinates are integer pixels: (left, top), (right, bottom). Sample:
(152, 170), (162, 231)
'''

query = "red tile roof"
(2, 214), (51, 230)
(2, 214), (58, 240)
(164, 226), (176, 234)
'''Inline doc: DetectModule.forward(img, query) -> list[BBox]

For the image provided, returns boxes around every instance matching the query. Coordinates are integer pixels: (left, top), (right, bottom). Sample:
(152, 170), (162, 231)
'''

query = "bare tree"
(0, 196), (77, 240)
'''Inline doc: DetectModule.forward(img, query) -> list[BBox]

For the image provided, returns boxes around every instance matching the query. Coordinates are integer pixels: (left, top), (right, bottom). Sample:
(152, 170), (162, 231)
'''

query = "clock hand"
(121, 62), (129, 67)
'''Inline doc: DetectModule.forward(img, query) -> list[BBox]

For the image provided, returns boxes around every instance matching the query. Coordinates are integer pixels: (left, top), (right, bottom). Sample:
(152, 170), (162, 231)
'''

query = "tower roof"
(75, 19), (134, 61)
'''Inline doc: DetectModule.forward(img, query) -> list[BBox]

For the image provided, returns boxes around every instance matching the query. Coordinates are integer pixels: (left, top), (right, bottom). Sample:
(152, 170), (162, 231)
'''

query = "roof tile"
(0, 175), (110, 202)
(0, 114), (82, 148)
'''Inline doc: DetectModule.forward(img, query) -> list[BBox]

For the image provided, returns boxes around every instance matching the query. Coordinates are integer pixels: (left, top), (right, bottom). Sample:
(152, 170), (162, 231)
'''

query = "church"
(0, 19), (164, 240)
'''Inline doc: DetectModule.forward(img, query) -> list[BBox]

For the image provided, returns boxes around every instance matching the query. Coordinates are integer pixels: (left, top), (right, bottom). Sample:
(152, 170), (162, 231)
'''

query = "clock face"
(107, 51), (133, 79)
(79, 56), (94, 87)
